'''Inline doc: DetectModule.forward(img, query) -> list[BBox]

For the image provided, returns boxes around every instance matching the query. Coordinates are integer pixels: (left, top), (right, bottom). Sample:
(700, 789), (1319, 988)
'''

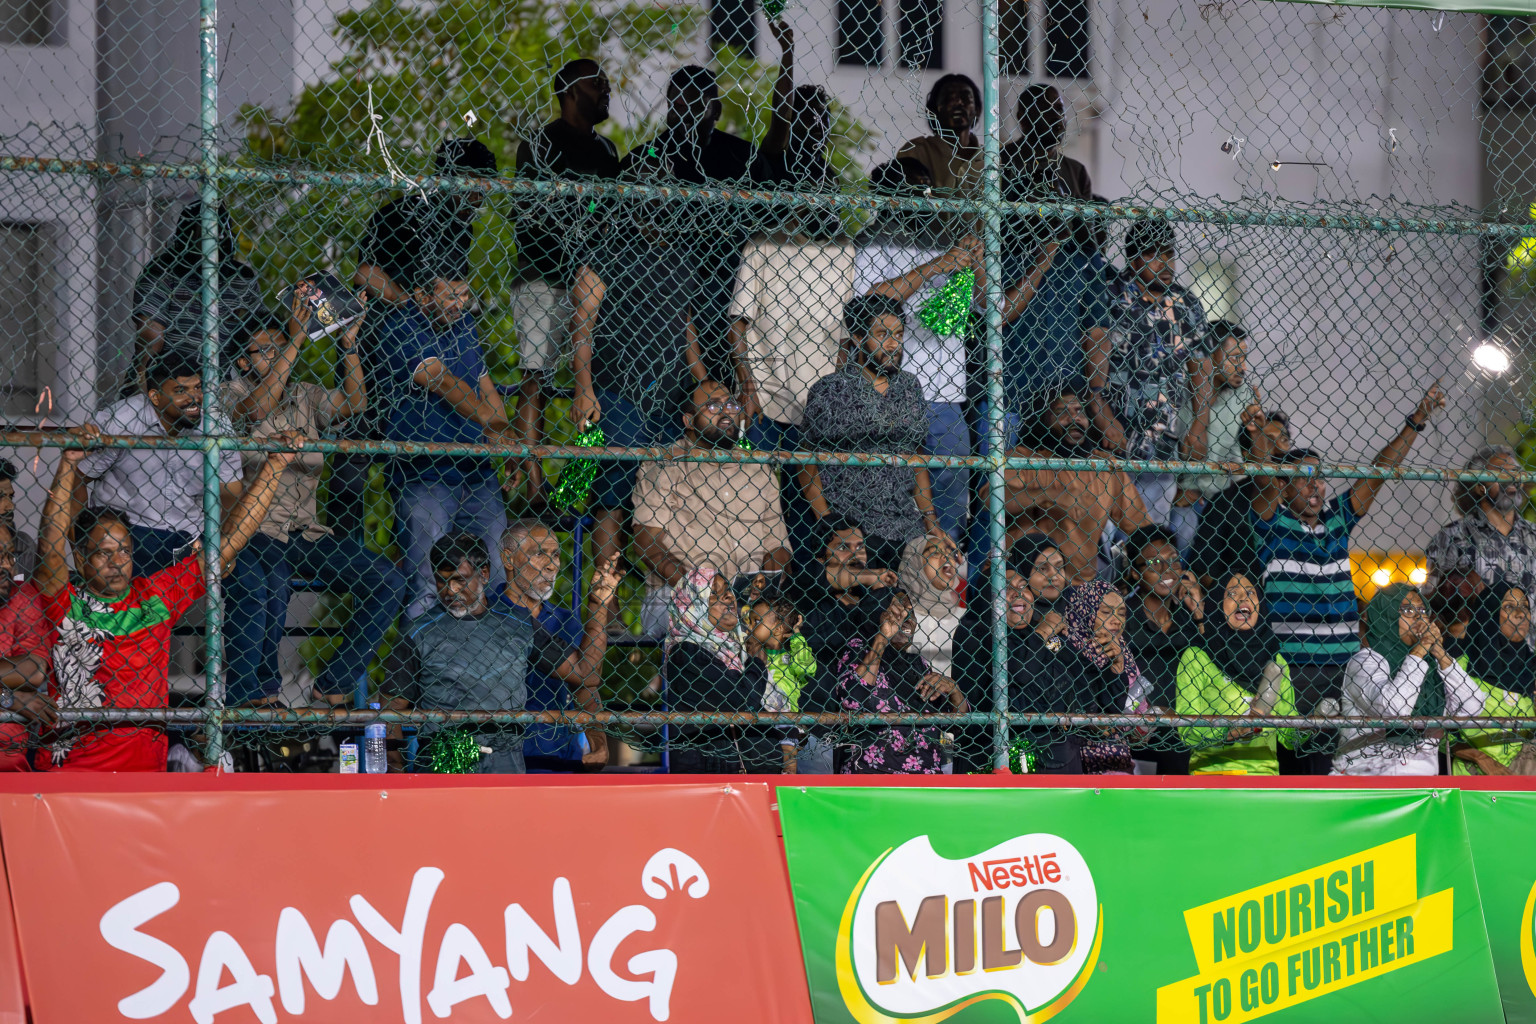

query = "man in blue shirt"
(498, 519), (622, 769)
(377, 260), (511, 617)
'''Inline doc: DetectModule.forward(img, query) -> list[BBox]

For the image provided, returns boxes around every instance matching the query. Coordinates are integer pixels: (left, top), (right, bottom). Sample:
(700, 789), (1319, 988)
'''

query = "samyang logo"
(836, 835), (1101, 1024)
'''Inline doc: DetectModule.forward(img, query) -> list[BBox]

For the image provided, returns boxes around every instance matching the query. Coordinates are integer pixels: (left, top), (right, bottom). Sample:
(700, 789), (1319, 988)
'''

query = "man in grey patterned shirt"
(801, 295), (952, 571)
(1426, 444), (1536, 599)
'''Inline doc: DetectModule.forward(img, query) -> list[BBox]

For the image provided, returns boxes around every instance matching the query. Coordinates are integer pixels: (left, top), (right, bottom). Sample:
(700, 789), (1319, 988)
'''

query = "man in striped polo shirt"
(1249, 382), (1446, 773)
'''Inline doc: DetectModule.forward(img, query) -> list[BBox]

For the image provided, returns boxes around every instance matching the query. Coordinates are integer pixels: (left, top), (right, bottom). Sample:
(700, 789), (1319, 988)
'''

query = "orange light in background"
(1351, 552), (1427, 603)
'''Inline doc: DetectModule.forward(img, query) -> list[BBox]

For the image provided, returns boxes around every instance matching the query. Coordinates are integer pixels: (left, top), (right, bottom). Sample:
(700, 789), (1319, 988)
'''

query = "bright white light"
(1409, 567), (1428, 585)
(1371, 568), (1393, 586)
(1472, 343), (1512, 375)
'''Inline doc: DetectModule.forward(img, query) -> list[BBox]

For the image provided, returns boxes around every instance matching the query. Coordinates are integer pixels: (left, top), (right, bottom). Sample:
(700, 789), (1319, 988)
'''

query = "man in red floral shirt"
(35, 423), (300, 770)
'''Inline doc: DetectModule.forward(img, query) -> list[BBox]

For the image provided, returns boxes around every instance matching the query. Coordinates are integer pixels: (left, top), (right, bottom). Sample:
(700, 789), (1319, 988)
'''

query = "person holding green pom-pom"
(383, 532), (535, 773)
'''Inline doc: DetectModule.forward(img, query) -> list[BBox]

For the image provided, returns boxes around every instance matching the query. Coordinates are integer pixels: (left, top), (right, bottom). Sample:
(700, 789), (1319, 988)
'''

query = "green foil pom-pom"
(1007, 733), (1041, 774)
(428, 729), (483, 774)
(917, 268), (975, 337)
(552, 425), (606, 510)
(762, 0), (786, 17)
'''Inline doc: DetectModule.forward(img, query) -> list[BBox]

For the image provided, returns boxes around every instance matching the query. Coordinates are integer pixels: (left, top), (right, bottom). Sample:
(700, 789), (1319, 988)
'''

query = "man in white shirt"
(76, 348), (244, 576)
(729, 220), (856, 552)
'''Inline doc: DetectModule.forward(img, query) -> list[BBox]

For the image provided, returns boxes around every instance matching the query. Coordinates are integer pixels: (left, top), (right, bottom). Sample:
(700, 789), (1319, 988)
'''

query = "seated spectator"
(498, 520), (621, 769)
(1185, 409), (1290, 590)
(1450, 584), (1536, 775)
(791, 516), (897, 717)
(1334, 583), (1479, 776)
(1176, 571), (1297, 776)
(1085, 219), (1213, 527)
(0, 522), (57, 769)
(897, 74), (983, 201)
(0, 458), (36, 580)
(129, 200), (264, 396)
(1122, 525), (1203, 773)
(896, 535), (962, 674)
(1252, 383), (1446, 774)
(511, 62), (619, 502)
(633, 380), (791, 637)
(728, 186), (856, 554)
(1426, 444), (1536, 599)
(385, 532), (533, 774)
(996, 384), (1152, 584)
(78, 348), (244, 576)
(802, 295), (950, 570)
(744, 591), (816, 771)
(952, 553), (1076, 773)
(1174, 321), (1256, 554)
(665, 564), (787, 773)
(355, 138), (498, 308)
(1060, 580), (1144, 774)
(1006, 532), (1069, 635)
(570, 169), (705, 624)
(377, 256), (510, 619)
(36, 423), (299, 771)
(834, 589), (968, 774)
(222, 288), (408, 707)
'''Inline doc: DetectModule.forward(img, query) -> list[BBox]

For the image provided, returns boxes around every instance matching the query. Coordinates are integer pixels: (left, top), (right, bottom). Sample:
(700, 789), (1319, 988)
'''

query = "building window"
(710, 0), (757, 55)
(0, 0), (57, 46)
(838, 0), (885, 66)
(999, 0), (1089, 79)
(898, 0), (943, 69)
(0, 223), (52, 420)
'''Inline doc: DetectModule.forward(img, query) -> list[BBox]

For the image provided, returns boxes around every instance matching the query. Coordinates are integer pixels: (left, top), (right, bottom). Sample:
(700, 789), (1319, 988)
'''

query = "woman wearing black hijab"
(1452, 583), (1536, 775)
(1176, 572), (1297, 775)
(1123, 525), (1203, 773)
(952, 540), (1075, 772)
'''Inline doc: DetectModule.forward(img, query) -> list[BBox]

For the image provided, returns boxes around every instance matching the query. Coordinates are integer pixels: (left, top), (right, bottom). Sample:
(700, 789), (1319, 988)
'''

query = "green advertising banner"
(1462, 791), (1536, 1024)
(779, 787), (1503, 1024)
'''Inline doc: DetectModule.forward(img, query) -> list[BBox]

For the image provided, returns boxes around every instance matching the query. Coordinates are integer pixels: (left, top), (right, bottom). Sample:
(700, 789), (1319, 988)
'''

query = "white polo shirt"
(78, 394), (242, 535)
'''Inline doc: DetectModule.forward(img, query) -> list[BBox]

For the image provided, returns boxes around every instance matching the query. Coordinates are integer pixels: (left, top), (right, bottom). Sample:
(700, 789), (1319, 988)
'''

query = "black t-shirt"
(621, 125), (754, 184)
(358, 196), (475, 293)
(583, 232), (699, 405)
(515, 120), (620, 289)
(1186, 480), (1264, 589)
(1123, 601), (1203, 710)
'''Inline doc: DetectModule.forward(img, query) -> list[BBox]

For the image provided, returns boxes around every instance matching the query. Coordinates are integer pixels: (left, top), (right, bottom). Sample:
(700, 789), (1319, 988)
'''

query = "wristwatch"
(0, 689), (14, 711)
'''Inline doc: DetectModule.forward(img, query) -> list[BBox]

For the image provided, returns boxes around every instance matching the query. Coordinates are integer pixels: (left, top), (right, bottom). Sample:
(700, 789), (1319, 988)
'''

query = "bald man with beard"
(996, 385), (1152, 584)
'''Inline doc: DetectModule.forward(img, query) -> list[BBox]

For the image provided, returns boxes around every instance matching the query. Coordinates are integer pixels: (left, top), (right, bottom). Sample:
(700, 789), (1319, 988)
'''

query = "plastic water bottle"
(363, 703), (387, 774)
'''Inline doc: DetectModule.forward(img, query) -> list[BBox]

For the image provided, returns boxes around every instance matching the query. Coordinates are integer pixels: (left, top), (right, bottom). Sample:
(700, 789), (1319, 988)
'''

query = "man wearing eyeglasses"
(633, 380), (791, 637)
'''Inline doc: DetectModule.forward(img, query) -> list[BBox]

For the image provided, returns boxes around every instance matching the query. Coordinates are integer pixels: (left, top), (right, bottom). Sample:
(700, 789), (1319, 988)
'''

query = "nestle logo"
(967, 854), (1062, 892)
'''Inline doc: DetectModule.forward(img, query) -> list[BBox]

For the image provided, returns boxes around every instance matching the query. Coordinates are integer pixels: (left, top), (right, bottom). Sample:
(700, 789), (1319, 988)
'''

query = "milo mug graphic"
(837, 834), (1102, 1023)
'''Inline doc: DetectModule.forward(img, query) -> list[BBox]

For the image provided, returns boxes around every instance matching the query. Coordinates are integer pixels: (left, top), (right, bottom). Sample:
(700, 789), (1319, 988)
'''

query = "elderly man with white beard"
(1427, 444), (1536, 602)
(498, 519), (620, 768)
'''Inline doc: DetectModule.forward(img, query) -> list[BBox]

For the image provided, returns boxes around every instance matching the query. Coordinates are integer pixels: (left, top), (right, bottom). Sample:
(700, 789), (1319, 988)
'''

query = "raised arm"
(233, 284), (311, 423)
(1351, 383), (1446, 518)
(319, 302), (370, 424)
(211, 431), (302, 573)
(999, 240), (1059, 325)
(37, 424), (101, 597)
(1179, 355), (1214, 463)
(758, 20), (795, 156)
(870, 236), (979, 303)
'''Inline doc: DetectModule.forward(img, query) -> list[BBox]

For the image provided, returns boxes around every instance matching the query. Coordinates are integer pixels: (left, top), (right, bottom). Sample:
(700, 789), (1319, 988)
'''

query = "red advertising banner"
(0, 842), (26, 1024)
(0, 780), (810, 1024)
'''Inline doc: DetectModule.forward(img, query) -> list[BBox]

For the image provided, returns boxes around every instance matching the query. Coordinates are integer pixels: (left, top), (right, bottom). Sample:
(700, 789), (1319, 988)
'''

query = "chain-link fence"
(0, 0), (1533, 775)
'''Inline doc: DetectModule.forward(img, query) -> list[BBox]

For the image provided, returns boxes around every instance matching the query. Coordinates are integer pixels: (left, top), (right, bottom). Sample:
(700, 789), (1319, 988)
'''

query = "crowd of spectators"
(1, 45), (1532, 778)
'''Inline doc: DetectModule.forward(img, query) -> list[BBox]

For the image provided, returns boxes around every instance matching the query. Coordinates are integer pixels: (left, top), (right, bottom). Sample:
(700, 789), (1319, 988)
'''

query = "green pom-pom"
(763, 0), (786, 17)
(917, 268), (975, 337)
(1007, 733), (1041, 774)
(736, 434), (753, 451)
(427, 729), (483, 773)
(552, 425), (605, 510)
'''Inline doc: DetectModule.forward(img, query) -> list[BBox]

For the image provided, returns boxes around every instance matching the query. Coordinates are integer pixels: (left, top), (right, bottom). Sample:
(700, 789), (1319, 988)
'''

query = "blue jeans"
(225, 532), (409, 704)
(591, 390), (681, 511)
(397, 476), (509, 619)
(746, 418), (817, 558)
(129, 526), (195, 577)
(927, 402), (970, 543)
